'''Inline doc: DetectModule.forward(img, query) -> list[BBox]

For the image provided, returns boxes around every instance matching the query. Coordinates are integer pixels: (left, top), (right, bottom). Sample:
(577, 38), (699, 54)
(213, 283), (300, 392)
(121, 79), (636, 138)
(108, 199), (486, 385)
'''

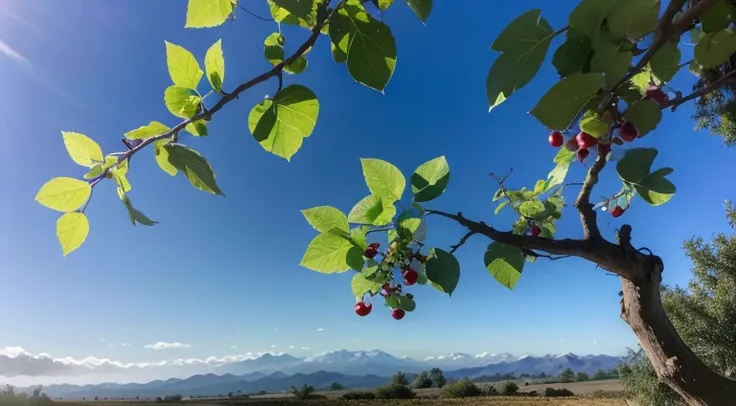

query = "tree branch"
(664, 69), (736, 111)
(93, 1), (344, 187)
(449, 231), (476, 254)
(574, 145), (608, 240)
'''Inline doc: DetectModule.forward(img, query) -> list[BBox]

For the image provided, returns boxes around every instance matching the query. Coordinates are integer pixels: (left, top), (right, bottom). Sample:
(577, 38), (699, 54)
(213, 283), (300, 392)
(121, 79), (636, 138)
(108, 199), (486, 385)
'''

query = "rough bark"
(620, 253), (736, 406)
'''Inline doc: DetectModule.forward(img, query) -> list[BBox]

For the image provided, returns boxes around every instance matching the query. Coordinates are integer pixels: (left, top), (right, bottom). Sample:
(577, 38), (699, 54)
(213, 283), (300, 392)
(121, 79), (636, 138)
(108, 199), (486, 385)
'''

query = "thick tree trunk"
(620, 256), (736, 406)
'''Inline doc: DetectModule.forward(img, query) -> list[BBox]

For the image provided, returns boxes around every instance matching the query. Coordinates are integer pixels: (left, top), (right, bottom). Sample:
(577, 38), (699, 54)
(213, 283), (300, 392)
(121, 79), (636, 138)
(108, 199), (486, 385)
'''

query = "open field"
(59, 399), (627, 406)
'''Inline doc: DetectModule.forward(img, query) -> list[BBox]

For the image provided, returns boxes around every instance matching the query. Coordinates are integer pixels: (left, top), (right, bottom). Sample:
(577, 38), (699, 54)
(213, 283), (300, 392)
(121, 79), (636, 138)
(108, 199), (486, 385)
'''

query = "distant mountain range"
(30, 350), (624, 399)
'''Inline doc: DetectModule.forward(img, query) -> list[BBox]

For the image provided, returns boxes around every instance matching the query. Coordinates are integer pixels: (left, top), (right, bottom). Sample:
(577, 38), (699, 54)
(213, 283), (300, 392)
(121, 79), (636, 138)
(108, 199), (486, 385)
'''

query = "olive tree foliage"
(33, 0), (736, 404)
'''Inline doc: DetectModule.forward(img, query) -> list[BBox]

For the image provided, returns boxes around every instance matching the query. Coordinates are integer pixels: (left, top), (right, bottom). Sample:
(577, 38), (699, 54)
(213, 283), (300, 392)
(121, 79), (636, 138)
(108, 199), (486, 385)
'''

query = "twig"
(574, 143), (608, 240)
(238, 5), (274, 21)
(449, 231), (476, 254)
(664, 69), (736, 111)
(524, 250), (572, 261)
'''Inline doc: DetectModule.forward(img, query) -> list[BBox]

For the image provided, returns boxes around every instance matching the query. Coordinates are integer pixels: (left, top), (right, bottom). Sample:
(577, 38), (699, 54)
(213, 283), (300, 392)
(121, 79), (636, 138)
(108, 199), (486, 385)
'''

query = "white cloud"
(230, 345), (239, 349)
(288, 346), (295, 349)
(270, 344), (276, 349)
(120, 343), (133, 347)
(316, 328), (325, 332)
(108, 343), (114, 347)
(0, 347), (282, 378)
(300, 347), (310, 351)
(143, 342), (191, 350)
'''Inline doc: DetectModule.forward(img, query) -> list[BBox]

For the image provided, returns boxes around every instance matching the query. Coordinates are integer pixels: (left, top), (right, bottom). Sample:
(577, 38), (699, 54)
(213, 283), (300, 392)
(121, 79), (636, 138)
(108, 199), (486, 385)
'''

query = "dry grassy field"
(59, 398), (627, 406)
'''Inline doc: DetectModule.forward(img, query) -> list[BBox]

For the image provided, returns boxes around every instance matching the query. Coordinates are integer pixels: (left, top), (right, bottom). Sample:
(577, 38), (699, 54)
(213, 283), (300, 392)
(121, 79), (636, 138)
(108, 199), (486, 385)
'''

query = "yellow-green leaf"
(164, 86), (201, 118)
(360, 158), (405, 202)
(204, 39), (225, 92)
(185, 120), (208, 137)
(351, 272), (383, 300)
(56, 212), (89, 257)
(165, 41), (203, 90)
(35, 177), (91, 212)
(185, 0), (235, 28)
(300, 232), (363, 273)
(154, 140), (177, 176)
(124, 121), (170, 140)
(165, 144), (224, 195)
(61, 131), (103, 168)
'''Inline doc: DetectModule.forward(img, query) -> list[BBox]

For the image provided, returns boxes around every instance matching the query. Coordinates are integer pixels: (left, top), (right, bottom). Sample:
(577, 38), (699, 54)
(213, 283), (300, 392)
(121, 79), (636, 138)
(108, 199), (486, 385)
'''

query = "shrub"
(342, 391), (376, 400)
(329, 382), (343, 391)
(391, 371), (409, 386)
(375, 383), (415, 399)
(411, 371), (433, 389)
(501, 382), (519, 395)
(480, 384), (498, 396)
(291, 384), (316, 400)
(544, 387), (575, 397)
(439, 378), (482, 399)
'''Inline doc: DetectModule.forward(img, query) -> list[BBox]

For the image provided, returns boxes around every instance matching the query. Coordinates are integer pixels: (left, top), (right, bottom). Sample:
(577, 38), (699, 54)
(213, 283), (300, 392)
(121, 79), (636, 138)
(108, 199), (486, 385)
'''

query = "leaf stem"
(664, 69), (736, 111)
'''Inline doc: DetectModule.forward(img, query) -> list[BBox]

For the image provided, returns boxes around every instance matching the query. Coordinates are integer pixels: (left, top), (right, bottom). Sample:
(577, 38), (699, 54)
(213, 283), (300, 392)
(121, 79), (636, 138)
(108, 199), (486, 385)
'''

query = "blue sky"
(1, 0), (735, 385)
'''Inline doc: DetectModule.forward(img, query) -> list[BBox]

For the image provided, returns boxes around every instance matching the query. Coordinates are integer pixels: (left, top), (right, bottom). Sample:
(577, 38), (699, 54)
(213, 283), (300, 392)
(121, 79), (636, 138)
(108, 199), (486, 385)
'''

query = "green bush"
(479, 384), (498, 396)
(342, 391), (376, 400)
(0, 387), (54, 406)
(411, 371), (433, 389)
(374, 383), (416, 399)
(439, 378), (482, 399)
(501, 382), (519, 395)
(544, 387), (575, 397)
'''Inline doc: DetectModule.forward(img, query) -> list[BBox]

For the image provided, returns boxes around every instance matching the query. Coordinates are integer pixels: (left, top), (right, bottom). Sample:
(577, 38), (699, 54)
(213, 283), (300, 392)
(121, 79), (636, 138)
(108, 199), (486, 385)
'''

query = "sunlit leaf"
(411, 156), (449, 203)
(301, 232), (363, 273)
(694, 28), (736, 68)
(35, 177), (91, 212)
(164, 86), (201, 118)
(484, 242), (524, 290)
(124, 121), (170, 140)
(204, 39), (225, 92)
(530, 73), (604, 130)
(185, 0), (235, 28)
(57, 212), (89, 257)
(61, 132), (103, 168)
(302, 206), (349, 234)
(165, 41), (203, 90)
(361, 158), (405, 202)
(165, 144), (224, 195)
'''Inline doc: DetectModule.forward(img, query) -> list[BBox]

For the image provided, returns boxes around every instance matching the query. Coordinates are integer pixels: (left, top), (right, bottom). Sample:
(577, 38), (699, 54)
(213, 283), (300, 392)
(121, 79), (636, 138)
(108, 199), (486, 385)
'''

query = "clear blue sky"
(1, 0), (735, 385)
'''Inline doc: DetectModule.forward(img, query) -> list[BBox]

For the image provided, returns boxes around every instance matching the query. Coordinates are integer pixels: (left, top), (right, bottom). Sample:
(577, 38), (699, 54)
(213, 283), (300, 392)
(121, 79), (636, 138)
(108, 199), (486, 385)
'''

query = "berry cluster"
(355, 242), (427, 320)
(546, 86), (670, 218)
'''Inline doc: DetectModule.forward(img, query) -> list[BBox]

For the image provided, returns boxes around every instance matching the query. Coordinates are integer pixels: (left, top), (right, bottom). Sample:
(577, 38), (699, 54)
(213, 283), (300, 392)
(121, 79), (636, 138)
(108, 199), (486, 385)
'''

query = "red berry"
(368, 242), (380, 249)
(577, 148), (590, 162)
(530, 226), (541, 237)
(403, 268), (418, 286)
(611, 137), (624, 146)
(415, 254), (427, 264)
(610, 206), (625, 218)
(576, 132), (597, 149)
(355, 301), (372, 316)
(391, 308), (405, 320)
(565, 137), (579, 152)
(364, 247), (377, 259)
(645, 86), (669, 106)
(548, 131), (564, 147)
(619, 121), (638, 142)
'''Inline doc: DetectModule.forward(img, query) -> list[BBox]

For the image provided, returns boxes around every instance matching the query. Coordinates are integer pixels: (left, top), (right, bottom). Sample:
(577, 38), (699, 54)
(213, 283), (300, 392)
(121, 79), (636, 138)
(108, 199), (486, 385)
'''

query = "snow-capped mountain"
(424, 352), (517, 368)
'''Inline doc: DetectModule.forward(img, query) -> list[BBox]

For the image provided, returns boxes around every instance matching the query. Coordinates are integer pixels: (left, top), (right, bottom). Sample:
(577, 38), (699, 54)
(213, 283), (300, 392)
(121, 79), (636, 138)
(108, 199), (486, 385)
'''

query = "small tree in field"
(391, 371), (409, 386)
(35, 0), (736, 404)
(559, 368), (575, 384)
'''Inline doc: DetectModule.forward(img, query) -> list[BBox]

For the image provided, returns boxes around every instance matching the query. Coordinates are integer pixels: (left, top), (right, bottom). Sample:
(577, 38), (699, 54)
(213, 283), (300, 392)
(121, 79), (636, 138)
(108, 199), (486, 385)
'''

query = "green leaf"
(568, 0), (618, 39)
(268, 0), (319, 28)
(284, 56), (308, 75)
(164, 86), (201, 118)
(635, 168), (676, 206)
(494, 200), (509, 215)
(35, 177), (91, 212)
(377, 0), (394, 11)
(165, 144), (224, 195)
(484, 242), (524, 290)
(385, 295), (400, 309)
(607, 0), (660, 39)
(518, 200), (545, 217)
(399, 296), (416, 311)
(263, 32), (287, 66)
(271, 0), (314, 21)
(650, 41), (680, 83)
(185, 120), (208, 137)
(204, 39), (225, 92)
(154, 140), (177, 176)
(623, 100), (662, 137)
(553, 147), (576, 165)
(406, 0), (432, 23)
(185, 0), (235, 28)
(329, 0), (396, 92)
(348, 194), (395, 226)
(350, 226), (368, 250)
(164, 41), (203, 90)
(425, 248), (460, 296)
(360, 158), (405, 202)
(701, 1), (734, 33)
(530, 73), (605, 130)
(552, 29), (592, 77)
(616, 147), (658, 183)
(579, 110), (609, 137)
(56, 212), (89, 257)
(248, 85), (319, 161)
(61, 132), (103, 168)
(694, 28), (736, 68)
(83, 164), (103, 180)
(590, 42), (632, 89)
(124, 121), (170, 140)
(410, 156), (449, 203)
(544, 163), (570, 192)
(351, 272), (383, 300)
(397, 212), (421, 239)
(487, 9), (554, 110)
(302, 206), (349, 234)
(133, 208), (158, 226)
(301, 232), (362, 273)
